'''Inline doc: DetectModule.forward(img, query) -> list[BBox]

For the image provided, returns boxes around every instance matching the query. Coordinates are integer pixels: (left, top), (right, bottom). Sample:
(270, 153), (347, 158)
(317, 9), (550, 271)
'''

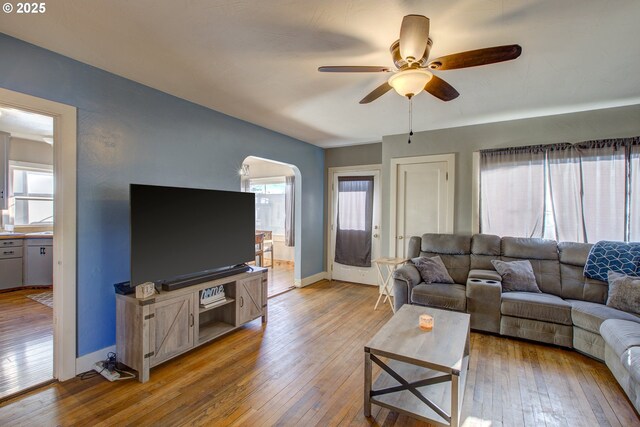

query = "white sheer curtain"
(631, 144), (640, 241)
(480, 147), (546, 238)
(548, 142), (626, 242)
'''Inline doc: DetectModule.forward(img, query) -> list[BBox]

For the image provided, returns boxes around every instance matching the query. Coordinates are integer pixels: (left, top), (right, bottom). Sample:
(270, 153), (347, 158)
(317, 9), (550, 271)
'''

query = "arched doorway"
(240, 156), (302, 296)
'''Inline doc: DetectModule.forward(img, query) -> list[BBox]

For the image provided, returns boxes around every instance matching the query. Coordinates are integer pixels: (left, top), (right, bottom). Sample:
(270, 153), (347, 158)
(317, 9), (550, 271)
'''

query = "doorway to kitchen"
(0, 106), (56, 400)
(241, 156), (296, 297)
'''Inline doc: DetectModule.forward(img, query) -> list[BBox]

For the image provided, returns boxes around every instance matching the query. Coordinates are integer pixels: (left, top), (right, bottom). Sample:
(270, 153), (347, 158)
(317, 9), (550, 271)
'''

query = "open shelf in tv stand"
(115, 266), (268, 382)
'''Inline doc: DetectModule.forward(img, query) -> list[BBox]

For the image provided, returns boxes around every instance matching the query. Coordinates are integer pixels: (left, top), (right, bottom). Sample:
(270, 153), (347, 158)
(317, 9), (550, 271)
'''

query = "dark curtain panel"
(284, 176), (295, 247)
(334, 176), (374, 267)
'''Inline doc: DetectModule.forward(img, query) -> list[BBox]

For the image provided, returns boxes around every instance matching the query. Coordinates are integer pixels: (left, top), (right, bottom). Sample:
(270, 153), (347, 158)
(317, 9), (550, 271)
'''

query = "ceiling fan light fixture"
(388, 69), (432, 98)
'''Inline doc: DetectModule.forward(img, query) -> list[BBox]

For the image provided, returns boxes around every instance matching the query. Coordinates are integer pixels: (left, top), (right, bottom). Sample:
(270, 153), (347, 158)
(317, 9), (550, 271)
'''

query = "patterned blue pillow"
(583, 241), (640, 282)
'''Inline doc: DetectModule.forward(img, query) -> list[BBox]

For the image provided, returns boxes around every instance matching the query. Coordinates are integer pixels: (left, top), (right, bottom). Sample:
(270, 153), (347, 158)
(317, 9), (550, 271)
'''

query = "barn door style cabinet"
(116, 267), (268, 382)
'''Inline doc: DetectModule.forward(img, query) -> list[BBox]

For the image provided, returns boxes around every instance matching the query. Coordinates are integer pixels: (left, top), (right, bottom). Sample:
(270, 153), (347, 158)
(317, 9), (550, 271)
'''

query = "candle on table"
(419, 314), (433, 331)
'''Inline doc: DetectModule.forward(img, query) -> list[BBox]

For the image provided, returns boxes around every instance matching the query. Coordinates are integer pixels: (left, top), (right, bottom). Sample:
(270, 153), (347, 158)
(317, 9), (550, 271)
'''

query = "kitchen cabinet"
(0, 240), (23, 289)
(24, 238), (53, 286)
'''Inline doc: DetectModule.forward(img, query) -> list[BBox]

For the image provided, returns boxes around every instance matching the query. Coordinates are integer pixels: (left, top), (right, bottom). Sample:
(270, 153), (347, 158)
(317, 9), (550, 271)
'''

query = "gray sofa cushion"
(559, 263), (608, 304)
(421, 233), (471, 254)
(502, 237), (559, 260)
(601, 319), (640, 357)
(501, 292), (572, 325)
(607, 272), (640, 315)
(558, 241), (592, 266)
(501, 237), (562, 295)
(500, 315), (573, 347)
(468, 269), (502, 281)
(470, 234), (501, 270)
(568, 299), (640, 334)
(419, 252), (470, 285)
(492, 259), (541, 293)
(412, 256), (455, 284)
(573, 327), (605, 361)
(411, 283), (467, 312)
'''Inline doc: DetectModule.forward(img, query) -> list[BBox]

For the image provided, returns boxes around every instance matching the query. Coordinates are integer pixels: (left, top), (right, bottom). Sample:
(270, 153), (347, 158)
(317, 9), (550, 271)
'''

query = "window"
(248, 177), (286, 235)
(480, 138), (640, 242)
(9, 162), (54, 226)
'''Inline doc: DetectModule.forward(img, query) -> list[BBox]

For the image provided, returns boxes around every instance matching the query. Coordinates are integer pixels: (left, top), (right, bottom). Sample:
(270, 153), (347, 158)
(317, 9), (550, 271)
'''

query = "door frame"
(326, 164), (382, 281)
(0, 88), (77, 381)
(389, 154), (456, 257)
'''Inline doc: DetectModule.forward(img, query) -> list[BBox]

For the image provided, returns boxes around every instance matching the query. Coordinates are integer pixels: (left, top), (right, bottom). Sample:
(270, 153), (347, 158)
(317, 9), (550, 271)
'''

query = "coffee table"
(364, 304), (470, 427)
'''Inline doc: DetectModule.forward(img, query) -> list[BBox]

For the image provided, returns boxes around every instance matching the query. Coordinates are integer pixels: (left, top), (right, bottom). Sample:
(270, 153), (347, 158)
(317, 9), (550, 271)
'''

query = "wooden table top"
(365, 304), (470, 373)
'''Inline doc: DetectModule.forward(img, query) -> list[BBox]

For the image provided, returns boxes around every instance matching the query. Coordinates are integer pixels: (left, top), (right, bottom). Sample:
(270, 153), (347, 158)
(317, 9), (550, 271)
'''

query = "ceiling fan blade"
(424, 75), (459, 101)
(399, 15), (430, 62)
(318, 66), (391, 73)
(359, 82), (393, 104)
(428, 44), (522, 70)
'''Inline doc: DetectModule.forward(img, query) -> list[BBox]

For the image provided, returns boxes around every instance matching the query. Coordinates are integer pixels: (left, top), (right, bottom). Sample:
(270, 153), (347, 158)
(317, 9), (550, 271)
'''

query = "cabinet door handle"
(240, 296), (244, 307)
(190, 313), (194, 327)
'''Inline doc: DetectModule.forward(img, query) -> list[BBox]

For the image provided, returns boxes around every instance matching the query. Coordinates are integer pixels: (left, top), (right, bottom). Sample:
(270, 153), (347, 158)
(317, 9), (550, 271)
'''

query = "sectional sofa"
(392, 233), (640, 412)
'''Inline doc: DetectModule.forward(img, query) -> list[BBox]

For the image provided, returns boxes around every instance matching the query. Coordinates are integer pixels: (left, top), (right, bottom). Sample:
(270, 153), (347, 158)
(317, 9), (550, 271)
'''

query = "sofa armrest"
(466, 277), (502, 333)
(468, 269), (502, 282)
(392, 264), (422, 312)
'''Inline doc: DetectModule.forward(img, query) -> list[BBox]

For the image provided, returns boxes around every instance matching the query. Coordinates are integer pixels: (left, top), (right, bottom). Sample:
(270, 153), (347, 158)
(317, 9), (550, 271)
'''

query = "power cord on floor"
(77, 351), (136, 381)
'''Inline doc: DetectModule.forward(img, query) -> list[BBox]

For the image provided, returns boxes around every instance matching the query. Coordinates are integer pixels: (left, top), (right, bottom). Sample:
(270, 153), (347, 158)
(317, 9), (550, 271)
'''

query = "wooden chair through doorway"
(256, 230), (273, 268)
(255, 232), (265, 267)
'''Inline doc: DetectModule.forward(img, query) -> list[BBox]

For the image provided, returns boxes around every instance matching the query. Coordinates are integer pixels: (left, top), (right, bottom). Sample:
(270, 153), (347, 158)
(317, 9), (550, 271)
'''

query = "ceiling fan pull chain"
(408, 97), (413, 144)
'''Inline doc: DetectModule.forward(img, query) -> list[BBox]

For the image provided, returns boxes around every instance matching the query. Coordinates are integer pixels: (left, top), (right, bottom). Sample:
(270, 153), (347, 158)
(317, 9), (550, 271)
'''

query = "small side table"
(373, 257), (407, 313)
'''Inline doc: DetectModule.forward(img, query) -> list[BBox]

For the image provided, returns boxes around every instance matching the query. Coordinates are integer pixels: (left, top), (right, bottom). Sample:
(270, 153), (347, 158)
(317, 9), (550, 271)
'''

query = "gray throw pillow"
(491, 259), (541, 293)
(411, 256), (455, 284)
(607, 271), (640, 315)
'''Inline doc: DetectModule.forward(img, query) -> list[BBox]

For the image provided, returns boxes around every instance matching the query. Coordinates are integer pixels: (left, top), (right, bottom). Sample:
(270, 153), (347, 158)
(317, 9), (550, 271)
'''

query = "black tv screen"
(130, 184), (255, 286)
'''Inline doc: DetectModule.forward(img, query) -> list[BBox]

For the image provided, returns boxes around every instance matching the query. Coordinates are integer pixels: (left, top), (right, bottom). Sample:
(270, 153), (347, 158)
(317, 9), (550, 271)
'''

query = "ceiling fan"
(318, 14), (522, 104)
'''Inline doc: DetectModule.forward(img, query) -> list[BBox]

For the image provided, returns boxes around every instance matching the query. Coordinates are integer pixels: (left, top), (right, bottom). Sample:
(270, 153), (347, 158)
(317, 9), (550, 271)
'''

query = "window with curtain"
(480, 147), (546, 238)
(248, 177), (286, 236)
(334, 176), (374, 267)
(480, 137), (640, 242)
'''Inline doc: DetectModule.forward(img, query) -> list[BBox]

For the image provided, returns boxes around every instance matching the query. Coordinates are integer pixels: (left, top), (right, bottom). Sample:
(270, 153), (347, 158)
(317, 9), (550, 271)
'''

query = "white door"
(330, 170), (381, 285)
(392, 155), (455, 258)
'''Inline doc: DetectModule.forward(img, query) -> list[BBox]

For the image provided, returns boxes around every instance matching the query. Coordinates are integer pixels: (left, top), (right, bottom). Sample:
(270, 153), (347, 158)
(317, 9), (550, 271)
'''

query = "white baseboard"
(76, 345), (116, 374)
(295, 271), (328, 288)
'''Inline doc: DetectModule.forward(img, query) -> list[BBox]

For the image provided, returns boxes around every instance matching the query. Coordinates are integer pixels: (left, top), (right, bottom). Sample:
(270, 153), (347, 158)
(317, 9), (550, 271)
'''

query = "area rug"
(27, 291), (53, 308)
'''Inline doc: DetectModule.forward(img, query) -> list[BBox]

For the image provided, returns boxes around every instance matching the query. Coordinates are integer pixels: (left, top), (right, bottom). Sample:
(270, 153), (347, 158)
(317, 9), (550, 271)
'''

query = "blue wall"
(0, 34), (325, 356)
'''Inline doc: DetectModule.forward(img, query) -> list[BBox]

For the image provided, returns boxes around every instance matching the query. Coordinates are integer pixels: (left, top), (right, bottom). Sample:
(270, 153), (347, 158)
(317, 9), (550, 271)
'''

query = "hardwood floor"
(267, 260), (294, 296)
(0, 280), (638, 426)
(0, 289), (53, 401)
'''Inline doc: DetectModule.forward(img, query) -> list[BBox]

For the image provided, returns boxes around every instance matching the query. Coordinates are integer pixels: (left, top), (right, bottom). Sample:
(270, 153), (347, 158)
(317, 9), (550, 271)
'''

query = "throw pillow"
(491, 259), (541, 293)
(411, 256), (455, 284)
(584, 241), (640, 282)
(607, 271), (640, 316)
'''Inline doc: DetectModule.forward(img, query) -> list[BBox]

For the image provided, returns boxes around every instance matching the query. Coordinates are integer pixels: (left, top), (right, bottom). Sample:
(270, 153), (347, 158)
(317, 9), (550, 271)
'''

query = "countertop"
(0, 232), (53, 240)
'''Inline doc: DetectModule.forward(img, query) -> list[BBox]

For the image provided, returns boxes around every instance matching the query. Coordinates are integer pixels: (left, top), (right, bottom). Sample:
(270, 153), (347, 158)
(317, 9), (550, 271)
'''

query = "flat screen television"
(130, 184), (255, 288)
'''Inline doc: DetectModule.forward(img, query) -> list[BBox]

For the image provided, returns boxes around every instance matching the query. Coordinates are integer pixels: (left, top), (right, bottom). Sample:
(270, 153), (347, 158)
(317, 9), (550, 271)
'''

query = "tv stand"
(116, 266), (267, 382)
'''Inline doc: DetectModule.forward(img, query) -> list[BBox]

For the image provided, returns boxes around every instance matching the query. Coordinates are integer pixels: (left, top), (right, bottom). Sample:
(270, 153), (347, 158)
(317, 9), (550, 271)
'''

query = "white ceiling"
(1, 0), (640, 147)
(0, 107), (53, 142)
